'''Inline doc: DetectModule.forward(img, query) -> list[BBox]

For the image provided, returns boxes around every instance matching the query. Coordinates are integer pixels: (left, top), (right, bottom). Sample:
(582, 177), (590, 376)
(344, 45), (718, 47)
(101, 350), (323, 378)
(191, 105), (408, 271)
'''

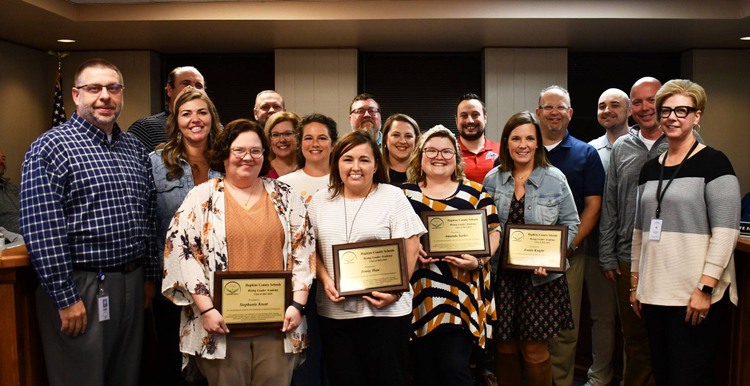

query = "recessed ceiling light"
(57, 39), (76, 43)
(741, 37), (750, 41)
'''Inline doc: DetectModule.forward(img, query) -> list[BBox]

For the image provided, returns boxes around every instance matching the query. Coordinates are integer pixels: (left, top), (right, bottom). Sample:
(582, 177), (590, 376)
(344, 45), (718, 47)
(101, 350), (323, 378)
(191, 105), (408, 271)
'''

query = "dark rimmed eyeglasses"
(423, 148), (456, 159)
(659, 106), (697, 119)
(74, 84), (125, 95)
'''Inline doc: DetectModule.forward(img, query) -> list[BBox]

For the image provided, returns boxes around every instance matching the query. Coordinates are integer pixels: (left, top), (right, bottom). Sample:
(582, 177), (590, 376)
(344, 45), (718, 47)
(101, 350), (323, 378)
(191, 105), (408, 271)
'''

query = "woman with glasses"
(150, 89), (223, 384)
(381, 113), (420, 184)
(307, 130), (425, 386)
(279, 113), (338, 206)
(162, 119), (315, 386)
(482, 111), (579, 385)
(264, 111), (300, 178)
(401, 125), (500, 386)
(630, 80), (739, 386)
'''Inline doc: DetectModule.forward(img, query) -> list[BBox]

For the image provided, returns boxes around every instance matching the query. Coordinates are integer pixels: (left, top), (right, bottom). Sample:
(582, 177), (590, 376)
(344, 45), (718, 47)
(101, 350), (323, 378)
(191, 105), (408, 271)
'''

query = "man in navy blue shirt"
(20, 58), (157, 386)
(536, 85), (605, 386)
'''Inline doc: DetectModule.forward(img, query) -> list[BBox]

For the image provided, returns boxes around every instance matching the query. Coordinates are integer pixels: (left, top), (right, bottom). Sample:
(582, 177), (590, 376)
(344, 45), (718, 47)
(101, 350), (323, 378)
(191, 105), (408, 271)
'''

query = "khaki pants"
(549, 250), (585, 386)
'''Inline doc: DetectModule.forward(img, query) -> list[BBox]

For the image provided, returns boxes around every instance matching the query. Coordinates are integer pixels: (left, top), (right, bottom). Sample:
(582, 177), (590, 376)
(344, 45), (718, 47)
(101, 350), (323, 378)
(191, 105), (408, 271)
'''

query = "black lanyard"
(655, 140), (699, 219)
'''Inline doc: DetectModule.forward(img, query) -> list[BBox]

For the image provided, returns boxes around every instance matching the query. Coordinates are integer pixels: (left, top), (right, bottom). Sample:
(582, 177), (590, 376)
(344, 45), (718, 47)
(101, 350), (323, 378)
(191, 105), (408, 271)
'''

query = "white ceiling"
(2, 0), (750, 53)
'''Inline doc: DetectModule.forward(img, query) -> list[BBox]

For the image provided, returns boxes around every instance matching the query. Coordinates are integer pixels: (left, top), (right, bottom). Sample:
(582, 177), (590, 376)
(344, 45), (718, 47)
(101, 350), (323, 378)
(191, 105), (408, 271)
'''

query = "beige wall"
(484, 48), (568, 141)
(275, 49), (358, 134)
(682, 49), (750, 194)
(0, 41), (55, 183)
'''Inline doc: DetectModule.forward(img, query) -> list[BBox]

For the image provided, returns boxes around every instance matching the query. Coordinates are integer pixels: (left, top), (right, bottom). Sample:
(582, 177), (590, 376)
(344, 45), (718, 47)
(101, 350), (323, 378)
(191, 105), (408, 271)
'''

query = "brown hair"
(328, 131), (388, 198)
(497, 111), (551, 172)
(211, 119), (271, 176)
(264, 111), (301, 161)
(381, 113), (421, 169)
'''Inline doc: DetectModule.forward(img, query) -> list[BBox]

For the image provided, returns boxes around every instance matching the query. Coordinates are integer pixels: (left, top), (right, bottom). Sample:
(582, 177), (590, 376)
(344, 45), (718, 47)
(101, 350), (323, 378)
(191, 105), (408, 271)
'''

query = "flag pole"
(48, 51), (69, 128)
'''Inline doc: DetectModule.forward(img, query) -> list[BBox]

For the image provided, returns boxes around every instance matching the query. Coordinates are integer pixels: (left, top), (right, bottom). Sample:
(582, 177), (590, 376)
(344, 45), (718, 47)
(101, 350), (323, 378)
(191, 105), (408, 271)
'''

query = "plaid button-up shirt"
(20, 113), (158, 309)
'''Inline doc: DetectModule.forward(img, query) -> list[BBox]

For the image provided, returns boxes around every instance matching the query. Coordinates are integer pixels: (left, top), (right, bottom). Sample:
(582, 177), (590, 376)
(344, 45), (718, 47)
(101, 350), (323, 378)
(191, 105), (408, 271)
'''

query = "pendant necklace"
(343, 186), (371, 242)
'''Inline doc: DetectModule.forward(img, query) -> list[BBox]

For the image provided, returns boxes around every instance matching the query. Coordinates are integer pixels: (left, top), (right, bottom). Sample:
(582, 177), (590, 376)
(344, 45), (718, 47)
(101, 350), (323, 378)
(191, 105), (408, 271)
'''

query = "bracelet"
(475, 257), (485, 271)
(290, 301), (307, 315)
(630, 274), (639, 280)
(628, 287), (638, 292)
(200, 306), (215, 315)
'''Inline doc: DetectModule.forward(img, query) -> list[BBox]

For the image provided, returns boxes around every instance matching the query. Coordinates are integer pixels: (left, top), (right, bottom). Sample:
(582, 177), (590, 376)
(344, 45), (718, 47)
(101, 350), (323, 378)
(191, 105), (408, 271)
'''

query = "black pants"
(642, 292), (730, 386)
(319, 315), (411, 386)
(411, 328), (474, 386)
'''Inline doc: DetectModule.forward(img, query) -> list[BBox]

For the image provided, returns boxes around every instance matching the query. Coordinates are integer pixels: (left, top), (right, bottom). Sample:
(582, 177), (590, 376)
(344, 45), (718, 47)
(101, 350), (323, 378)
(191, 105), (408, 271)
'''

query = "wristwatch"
(475, 257), (485, 271)
(698, 283), (714, 295)
(290, 301), (307, 315)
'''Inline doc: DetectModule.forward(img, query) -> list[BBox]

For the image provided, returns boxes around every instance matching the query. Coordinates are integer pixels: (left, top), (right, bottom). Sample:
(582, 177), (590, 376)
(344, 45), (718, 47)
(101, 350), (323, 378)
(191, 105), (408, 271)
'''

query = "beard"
(459, 127), (484, 141)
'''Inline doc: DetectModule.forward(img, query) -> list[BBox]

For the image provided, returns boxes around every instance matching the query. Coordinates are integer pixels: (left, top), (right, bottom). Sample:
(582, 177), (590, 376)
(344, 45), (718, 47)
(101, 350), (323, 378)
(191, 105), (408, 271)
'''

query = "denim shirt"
(150, 150), (222, 260)
(483, 165), (580, 286)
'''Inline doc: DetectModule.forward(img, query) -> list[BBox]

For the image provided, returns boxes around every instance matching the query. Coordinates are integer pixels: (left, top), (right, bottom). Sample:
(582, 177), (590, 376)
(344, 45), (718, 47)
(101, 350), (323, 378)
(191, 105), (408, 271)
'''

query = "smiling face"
(455, 99), (487, 141)
(536, 89), (573, 136)
(301, 122), (332, 165)
(224, 130), (264, 181)
(177, 98), (211, 147)
(630, 80), (661, 131)
(659, 94), (701, 143)
(269, 120), (297, 159)
(338, 142), (377, 196)
(349, 98), (382, 137)
(507, 123), (538, 168)
(72, 66), (124, 133)
(386, 120), (417, 164)
(421, 136), (457, 180)
(597, 89), (630, 131)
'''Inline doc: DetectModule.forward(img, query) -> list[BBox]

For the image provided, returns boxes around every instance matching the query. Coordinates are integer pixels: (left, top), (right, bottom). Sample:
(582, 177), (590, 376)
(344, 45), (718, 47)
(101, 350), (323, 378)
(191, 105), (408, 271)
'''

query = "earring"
(693, 124), (701, 132)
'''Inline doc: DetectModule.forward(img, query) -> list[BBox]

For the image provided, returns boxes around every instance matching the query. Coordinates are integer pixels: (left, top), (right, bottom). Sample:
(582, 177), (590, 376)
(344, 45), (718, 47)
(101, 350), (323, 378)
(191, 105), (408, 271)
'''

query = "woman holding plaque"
(307, 130), (426, 386)
(482, 111), (579, 385)
(151, 89), (223, 384)
(264, 111), (300, 178)
(161, 119), (315, 386)
(401, 125), (500, 386)
(279, 113), (338, 205)
(630, 80), (739, 386)
(381, 113), (421, 184)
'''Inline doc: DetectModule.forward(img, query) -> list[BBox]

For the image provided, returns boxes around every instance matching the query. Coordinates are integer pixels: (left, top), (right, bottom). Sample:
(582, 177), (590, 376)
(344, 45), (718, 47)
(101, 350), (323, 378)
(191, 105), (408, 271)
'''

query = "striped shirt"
(402, 179), (500, 347)
(307, 183), (426, 319)
(127, 110), (169, 153)
(632, 146), (739, 307)
(20, 112), (158, 309)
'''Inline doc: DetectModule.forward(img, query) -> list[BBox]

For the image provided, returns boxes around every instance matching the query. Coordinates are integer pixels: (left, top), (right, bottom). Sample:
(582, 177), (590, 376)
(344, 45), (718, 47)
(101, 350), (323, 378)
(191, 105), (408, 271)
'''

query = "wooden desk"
(0, 245), (46, 386)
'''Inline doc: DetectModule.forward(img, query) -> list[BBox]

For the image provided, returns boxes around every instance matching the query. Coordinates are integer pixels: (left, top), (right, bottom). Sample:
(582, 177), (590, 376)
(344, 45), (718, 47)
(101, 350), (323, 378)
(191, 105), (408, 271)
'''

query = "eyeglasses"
(423, 147), (456, 159)
(350, 108), (380, 116)
(659, 106), (697, 119)
(540, 105), (570, 113)
(75, 84), (125, 95)
(231, 147), (264, 159)
(257, 104), (283, 112)
(269, 131), (295, 141)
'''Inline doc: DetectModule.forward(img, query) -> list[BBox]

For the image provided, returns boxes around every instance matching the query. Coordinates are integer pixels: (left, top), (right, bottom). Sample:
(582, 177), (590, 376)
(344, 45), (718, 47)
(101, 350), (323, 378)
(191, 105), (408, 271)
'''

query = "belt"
(73, 260), (143, 273)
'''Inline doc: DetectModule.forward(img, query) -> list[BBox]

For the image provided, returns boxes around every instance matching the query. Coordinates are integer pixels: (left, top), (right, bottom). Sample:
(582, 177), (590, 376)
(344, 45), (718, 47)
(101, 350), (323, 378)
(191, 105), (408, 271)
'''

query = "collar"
(69, 112), (122, 146)
(458, 136), (492, 153)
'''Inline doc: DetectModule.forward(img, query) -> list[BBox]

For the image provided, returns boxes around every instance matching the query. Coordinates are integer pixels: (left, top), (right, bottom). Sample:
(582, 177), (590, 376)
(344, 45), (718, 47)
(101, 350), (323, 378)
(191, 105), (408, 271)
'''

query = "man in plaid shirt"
(20, 58), (157, 386)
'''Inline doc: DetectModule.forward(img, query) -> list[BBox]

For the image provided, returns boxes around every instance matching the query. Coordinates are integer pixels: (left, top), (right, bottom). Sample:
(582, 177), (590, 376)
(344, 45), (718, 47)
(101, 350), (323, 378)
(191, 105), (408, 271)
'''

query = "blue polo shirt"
(545, 131), (605, 214)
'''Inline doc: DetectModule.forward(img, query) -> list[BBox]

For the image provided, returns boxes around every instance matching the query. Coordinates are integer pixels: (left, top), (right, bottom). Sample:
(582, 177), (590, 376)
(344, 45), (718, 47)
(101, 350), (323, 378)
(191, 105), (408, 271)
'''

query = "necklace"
(512, 171), (531, 181)
(343, 187), (371, 242)
(226, 179), (261, 207)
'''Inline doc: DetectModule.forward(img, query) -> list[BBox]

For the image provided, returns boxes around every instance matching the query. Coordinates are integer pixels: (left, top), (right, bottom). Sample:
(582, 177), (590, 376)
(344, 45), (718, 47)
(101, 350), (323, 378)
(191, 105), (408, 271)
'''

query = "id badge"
(97, 293), (110, 321)
(649, 218), (663, 241)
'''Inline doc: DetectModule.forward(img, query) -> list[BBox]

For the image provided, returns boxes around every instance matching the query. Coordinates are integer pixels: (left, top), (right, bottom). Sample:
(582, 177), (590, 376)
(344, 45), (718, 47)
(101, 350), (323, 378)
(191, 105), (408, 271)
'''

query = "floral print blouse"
(161, 177), (315, 362)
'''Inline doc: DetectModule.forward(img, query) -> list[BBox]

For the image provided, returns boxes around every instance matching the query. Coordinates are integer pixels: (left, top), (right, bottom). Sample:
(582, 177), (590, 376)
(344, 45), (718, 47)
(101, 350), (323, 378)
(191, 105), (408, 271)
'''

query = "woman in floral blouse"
(161, 119), (315, 386)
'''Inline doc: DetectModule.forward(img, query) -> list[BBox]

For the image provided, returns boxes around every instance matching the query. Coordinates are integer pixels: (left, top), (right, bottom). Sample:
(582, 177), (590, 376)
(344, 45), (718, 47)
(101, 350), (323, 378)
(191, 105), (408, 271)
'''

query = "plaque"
(332, 238), (409, 297)
(501, 224), (568, 272)
(420, 209), (491, 258)
(213, 271), (292, 330)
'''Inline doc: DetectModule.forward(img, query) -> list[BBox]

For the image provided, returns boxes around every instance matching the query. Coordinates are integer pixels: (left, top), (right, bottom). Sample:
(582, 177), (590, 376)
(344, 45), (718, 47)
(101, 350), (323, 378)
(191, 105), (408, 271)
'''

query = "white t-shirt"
(307, 183), (427, 319)
(278, 169), (329, 207)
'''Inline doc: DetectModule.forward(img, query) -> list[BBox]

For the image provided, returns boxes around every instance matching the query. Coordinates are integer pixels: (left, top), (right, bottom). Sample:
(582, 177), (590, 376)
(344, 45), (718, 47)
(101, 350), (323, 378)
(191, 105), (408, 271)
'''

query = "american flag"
(51, 70), (66, 127)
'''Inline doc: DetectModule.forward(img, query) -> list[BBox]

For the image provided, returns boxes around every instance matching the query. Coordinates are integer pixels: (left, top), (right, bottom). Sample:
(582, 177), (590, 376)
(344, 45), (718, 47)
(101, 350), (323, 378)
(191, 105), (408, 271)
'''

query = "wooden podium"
(0, 245), (46, 386)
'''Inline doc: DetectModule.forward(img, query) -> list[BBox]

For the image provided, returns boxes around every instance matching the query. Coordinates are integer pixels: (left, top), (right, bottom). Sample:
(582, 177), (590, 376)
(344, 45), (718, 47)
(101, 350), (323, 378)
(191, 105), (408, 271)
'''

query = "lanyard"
(655, 140), (699, 219)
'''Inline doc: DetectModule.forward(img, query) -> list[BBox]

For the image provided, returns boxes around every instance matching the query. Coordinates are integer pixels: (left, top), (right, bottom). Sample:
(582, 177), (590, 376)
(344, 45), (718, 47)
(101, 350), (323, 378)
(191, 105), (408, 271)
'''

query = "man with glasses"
(581, 88), (631, 386)
(455, 93), (499, 183)
(253, 90), (286, 127)
(536, 85), (605, 386)
(20, 58), (157, 386)
(349, 93), (383, 145)
(128, 66), (205, 152)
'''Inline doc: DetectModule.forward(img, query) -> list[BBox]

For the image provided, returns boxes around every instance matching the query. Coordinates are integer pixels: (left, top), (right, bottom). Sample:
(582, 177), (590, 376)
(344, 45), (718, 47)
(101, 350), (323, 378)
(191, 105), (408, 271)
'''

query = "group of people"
(11, 57), (740, 386)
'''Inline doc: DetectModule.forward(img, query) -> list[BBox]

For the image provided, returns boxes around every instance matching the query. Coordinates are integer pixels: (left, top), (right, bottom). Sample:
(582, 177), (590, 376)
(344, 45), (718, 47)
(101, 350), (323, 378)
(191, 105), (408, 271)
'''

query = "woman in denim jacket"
(483, 111), (579, 386)
(150, 89), (223, 385)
